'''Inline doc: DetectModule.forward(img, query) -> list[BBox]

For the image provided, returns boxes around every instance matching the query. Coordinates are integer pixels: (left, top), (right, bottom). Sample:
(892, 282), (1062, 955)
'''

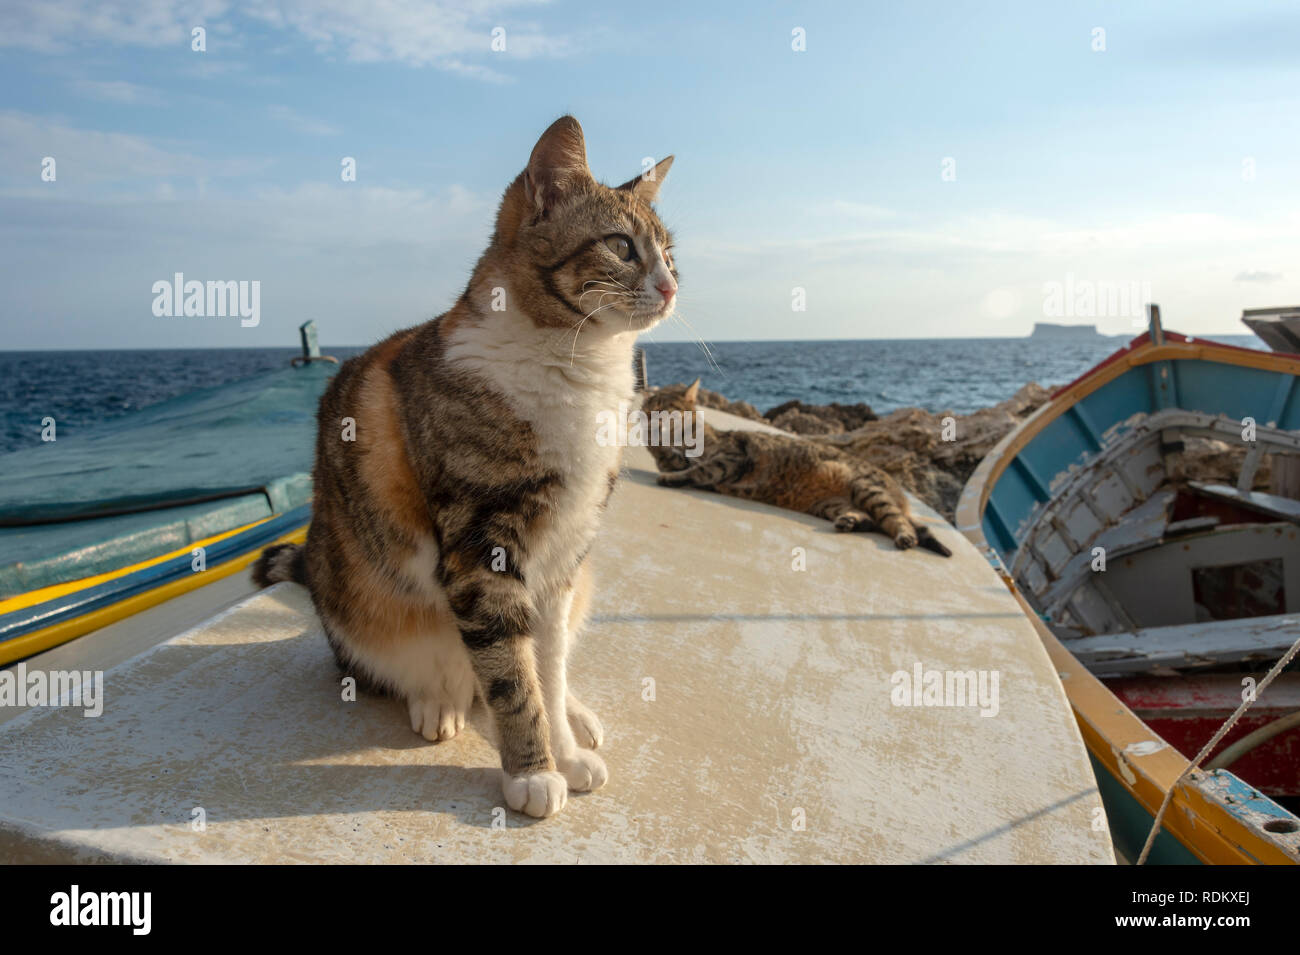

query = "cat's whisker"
(669, 311), (722, 374)
(580, 280), (626, 294)
(577, 286), (631, 305)
(601, 272), (633, 291)
(568, 299), (624, 364)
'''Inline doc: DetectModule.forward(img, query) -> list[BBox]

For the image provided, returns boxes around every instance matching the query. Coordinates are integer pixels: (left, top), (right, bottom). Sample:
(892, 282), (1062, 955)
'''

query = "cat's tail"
(914, 523), (953, 558)
(251, 542), (308, 587)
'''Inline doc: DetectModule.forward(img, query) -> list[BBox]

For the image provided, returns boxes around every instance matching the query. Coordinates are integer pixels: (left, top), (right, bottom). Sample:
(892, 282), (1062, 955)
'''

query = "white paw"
(502, 771), (568, 818)
(407, 697), (466, 742)
(557, 749), (608, 792)
(566, 695), (604, 749)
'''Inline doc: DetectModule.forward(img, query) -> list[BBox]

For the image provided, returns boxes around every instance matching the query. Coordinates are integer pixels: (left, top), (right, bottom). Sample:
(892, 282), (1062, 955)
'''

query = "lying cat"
(253, 116), (679, 818)
(643, 380), (951, 556)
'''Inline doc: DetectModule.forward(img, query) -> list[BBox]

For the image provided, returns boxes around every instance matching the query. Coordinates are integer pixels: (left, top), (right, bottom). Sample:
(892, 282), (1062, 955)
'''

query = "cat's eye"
(604, 234), (635, 261)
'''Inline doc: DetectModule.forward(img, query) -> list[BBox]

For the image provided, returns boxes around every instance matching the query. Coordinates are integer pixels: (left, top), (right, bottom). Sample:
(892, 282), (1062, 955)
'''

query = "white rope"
(1136, 632), (1300, 864)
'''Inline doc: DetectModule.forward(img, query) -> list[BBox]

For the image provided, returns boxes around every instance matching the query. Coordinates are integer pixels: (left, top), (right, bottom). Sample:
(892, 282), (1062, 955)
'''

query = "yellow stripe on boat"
(0, 525), (306, 666)
(0, 516), (277, 616)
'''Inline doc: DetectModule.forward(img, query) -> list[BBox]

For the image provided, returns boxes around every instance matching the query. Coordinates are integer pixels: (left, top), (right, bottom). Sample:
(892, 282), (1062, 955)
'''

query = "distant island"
(1029, 322), (1104, 339)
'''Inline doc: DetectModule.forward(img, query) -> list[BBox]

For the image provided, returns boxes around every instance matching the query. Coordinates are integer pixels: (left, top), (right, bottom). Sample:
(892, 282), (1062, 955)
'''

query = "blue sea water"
(646, 334), (1259, 414)
(0, 335), (1261, 455)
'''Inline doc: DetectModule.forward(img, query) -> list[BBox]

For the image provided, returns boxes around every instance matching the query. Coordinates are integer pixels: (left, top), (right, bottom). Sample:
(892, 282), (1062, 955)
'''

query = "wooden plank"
(1190, 482), (1300, 523)
(1071, 613), (1300, 676)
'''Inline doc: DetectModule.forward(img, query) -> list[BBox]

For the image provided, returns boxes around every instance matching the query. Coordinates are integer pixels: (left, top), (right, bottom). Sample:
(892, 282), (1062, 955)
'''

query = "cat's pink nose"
(656, 280), (677, 302)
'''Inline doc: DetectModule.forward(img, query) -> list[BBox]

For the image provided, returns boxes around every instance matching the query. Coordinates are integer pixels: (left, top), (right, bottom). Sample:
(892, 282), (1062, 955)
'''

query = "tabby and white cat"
(252, 116), (678, 818)
(643, 381), (951, 556)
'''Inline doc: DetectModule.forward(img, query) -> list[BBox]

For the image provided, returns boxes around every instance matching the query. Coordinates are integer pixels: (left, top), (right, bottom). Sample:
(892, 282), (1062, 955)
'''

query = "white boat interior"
(1007, 408), (1300, 678)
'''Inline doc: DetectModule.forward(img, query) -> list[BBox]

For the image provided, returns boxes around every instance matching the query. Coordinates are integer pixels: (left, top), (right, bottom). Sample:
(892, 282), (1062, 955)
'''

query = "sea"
(0, 335), (1261, 455)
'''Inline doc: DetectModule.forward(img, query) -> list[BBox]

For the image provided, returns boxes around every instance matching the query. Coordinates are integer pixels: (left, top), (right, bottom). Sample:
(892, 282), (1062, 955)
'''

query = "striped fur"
(645, 381), (951, 557)
(250, 116), (676, 817)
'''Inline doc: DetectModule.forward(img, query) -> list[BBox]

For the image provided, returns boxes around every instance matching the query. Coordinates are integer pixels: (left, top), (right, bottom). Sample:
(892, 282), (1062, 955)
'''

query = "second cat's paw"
(833, 513), (860, 532)
(567, 695), (604, 749)
(558, 749), (609, 792)
(893, 530), (918, 549)
(502, 771), (568, 818)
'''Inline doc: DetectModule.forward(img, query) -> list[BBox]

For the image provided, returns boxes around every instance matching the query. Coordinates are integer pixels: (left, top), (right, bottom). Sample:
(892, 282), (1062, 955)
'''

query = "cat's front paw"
(557, 749), (608, 792)
(833, 513), (861, 532)
(502, 771), (568, 818)
(566, 694), (604, 749)
(408, 697), (467, 742)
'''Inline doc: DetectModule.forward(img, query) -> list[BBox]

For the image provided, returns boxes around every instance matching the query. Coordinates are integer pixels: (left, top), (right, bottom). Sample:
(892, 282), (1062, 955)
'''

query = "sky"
(1, 0), (1298, 349)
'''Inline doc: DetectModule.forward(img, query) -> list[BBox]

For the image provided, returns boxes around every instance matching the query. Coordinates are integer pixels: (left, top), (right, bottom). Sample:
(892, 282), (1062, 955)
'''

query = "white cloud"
(73, 79), (164, 105)
(1235, 269), (1283, 283)
(266, 104), (339, 136)
(0, 0), (230, 53)
(0, 111), (266, 188)
(0, 177), (500, 347)
(0, 0), (574, 79)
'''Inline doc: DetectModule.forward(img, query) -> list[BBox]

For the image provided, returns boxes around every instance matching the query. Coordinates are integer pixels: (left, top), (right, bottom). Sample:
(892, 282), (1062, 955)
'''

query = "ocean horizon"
(0, 333), (1263, 455)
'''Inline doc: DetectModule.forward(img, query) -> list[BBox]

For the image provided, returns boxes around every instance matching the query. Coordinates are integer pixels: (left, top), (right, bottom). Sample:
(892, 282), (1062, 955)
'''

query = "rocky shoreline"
(678, 383), (1264, 523)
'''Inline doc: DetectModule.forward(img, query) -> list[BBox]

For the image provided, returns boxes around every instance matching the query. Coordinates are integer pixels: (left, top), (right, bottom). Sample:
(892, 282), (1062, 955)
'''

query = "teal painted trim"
(1067, 403), (1104, 452)
(984, 500), (1018, 556)
(1089, 753), (1201, 865)
(1011, 455), (1051, 502)
(1201, 769), (1300, 842)
(1265, 374), (1295, 429)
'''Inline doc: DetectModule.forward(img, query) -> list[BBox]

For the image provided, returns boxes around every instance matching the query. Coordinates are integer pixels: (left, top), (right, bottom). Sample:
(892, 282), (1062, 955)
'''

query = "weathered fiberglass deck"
(0, 411), (1113, 864)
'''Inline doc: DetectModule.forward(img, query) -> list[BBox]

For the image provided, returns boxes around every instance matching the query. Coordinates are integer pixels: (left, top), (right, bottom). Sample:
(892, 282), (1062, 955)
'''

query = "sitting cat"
(252, 116), (680, 818)
(643, 380), (951, 556)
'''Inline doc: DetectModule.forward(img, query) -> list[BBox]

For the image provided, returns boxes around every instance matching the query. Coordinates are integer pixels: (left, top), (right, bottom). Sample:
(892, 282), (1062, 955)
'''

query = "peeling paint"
(1124, 740), (1168, 757)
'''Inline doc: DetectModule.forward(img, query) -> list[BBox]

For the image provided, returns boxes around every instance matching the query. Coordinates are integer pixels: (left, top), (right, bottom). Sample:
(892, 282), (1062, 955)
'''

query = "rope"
(1136, 632), (1300, 864)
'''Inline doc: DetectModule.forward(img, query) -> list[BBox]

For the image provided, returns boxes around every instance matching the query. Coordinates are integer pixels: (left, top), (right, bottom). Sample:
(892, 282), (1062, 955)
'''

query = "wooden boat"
(0, 324), (331, 665)
(958, 306), (1300, 864)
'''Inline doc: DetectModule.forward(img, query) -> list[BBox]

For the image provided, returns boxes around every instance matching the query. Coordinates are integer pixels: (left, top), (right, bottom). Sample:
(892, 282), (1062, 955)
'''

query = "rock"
(694, 387), (766, 422)
(763, 399), (876, 431)
(770, 409), (843, 435)
(1165, 437), (1272, 489)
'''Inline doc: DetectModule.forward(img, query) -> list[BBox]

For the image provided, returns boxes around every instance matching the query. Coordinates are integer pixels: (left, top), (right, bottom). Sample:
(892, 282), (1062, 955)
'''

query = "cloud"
(0, 0), (575, 79)
(73, 79), (164, 105)
(0, 0), (229, 53)
(1235, 269), (1283, 283)
(0, 111), (266, 190)
(249, 0), (574, 64)
(0, 178), (500, 348)
(266, 104), (339, 136)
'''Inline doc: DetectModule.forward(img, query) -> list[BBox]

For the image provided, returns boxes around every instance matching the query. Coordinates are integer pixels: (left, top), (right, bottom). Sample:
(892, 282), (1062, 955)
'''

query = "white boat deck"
(0, 410), (1113, 863)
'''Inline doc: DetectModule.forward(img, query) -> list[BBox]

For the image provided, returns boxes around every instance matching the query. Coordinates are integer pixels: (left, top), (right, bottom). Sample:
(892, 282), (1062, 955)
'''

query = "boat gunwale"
(0, 511), (309, 665)
(957, 331), (1300, 865)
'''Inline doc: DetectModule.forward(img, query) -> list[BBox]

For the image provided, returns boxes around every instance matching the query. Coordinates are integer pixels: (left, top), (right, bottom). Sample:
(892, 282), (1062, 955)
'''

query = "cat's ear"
(617, 156), (674, 202)
(524, 116), (592, 216)
(683, 377), (700, 404)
